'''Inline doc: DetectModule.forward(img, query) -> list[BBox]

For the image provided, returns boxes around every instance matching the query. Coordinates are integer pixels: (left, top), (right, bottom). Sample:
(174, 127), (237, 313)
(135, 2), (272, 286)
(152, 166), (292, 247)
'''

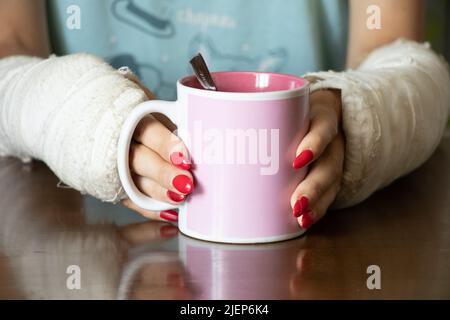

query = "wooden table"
(1, 136), (450, 299)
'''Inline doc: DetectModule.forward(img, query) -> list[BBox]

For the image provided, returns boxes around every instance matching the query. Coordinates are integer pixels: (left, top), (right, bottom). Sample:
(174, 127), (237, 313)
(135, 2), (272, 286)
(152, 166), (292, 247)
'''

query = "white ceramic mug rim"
(177, 71), (309, 101)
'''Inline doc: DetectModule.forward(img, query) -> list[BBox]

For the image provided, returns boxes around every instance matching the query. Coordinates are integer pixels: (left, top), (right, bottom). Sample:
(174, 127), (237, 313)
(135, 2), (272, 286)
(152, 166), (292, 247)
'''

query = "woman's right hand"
(119, 76), (195, 223)
(122, 113), (194, 222)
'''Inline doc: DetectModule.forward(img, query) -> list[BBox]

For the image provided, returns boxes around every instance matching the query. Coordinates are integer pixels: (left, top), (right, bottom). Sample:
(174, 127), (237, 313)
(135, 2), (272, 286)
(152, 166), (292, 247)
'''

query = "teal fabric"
(47, 0), (348, 100)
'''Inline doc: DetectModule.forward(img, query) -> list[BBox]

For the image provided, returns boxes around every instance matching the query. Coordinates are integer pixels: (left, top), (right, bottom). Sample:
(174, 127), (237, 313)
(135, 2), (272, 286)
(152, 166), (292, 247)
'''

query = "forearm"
(306, 39), (450, 208)
(0, 54), (147, 202)
(0, 0), (50, 58)
(346, 0), (424, 68)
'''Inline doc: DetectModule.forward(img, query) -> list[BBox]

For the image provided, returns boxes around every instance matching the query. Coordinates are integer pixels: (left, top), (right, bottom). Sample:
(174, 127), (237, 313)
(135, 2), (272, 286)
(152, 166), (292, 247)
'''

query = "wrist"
(311, 89), (341, 107)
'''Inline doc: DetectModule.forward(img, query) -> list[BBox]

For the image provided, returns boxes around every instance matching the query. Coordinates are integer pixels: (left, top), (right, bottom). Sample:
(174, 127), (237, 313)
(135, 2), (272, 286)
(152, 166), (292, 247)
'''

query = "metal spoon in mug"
(189, 53), (218, 91)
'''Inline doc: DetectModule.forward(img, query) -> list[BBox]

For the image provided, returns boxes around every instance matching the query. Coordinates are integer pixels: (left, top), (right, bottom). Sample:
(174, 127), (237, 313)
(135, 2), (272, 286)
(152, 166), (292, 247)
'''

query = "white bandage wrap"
(305, 39), (450, 208)
(0, 54), (147, 202)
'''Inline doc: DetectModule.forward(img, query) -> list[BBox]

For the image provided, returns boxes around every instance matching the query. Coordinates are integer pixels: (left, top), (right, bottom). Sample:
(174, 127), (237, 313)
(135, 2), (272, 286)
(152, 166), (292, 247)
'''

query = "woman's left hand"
(290, 89), (345, 229)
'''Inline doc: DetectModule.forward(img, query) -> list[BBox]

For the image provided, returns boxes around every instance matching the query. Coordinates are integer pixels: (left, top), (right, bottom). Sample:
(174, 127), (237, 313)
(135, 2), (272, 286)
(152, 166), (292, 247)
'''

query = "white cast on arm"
(305, 39), (450, 208)
(0, 54), (147, 202)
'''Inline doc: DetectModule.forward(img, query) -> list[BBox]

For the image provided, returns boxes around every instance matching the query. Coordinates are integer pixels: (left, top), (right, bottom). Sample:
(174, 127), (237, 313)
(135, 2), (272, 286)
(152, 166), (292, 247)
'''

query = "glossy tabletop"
(1, 135), (450, 299)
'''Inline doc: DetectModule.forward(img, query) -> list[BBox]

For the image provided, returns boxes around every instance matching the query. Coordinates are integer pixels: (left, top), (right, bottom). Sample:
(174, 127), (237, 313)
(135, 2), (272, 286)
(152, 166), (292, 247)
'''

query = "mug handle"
(117, 100), (182, 211)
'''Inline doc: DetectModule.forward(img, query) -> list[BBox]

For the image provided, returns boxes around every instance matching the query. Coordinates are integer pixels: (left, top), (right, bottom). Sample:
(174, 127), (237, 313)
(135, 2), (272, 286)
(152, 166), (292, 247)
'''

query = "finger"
(129, 142), (194, 194)
(134, 115), (191, 170)
(133, 173), (187, 204)
(119, 221), (179, 245)
(297, 180), (341, 229)
(293, 103), (340, 169)
(132, 287), (191, 300)
(122, 199), (179, 223)
(291, 133), (344, 217)
(289, 250), (308, 295)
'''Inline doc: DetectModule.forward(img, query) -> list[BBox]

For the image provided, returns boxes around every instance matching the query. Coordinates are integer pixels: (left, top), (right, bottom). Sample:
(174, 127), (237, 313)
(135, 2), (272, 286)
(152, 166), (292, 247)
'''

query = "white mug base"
(178, 227), (307, 244)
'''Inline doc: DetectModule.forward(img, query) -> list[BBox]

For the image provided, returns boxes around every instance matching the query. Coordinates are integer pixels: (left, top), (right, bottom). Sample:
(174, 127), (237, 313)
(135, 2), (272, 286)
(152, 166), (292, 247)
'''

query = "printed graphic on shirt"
(176, 7), (237, 31)
(111, 0), (176, 38)
(188, 34), (288, 72)
(48, 0), (346, 92)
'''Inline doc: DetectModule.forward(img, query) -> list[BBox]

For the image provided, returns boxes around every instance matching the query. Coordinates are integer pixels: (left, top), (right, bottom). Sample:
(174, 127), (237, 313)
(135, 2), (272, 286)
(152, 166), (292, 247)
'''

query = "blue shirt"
(47, 0), (348, 100)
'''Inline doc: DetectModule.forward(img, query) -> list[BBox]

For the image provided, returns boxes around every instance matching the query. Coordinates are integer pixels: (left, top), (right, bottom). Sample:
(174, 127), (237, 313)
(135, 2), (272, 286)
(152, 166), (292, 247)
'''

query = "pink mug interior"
(180, 71), (307, 93)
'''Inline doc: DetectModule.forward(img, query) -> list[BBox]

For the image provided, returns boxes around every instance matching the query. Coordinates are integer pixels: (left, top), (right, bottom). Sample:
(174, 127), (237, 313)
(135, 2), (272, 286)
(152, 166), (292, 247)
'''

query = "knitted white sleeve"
(0, 53), (147, 202)
(305, 39), (450, 208)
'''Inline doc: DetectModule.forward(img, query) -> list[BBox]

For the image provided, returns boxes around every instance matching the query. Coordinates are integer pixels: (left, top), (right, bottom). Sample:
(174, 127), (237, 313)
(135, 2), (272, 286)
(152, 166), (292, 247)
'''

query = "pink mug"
(117, 71), (310, 243)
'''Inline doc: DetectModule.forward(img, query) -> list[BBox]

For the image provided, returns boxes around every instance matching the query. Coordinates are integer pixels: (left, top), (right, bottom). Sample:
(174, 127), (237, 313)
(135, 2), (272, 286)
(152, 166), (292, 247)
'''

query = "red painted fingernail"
(299, 196), (309, 215)
(160, 225), (179, 238)
(293, 196), (309, 217)
(299, 211), (314, 229)
(167, 190), (186, 202)
(172, 174), (194, 194)
(293, 200), (302, 217)
(160, 210), (179, 222)
(170, 151), (191, 170)
(293, 150), (314, 169)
